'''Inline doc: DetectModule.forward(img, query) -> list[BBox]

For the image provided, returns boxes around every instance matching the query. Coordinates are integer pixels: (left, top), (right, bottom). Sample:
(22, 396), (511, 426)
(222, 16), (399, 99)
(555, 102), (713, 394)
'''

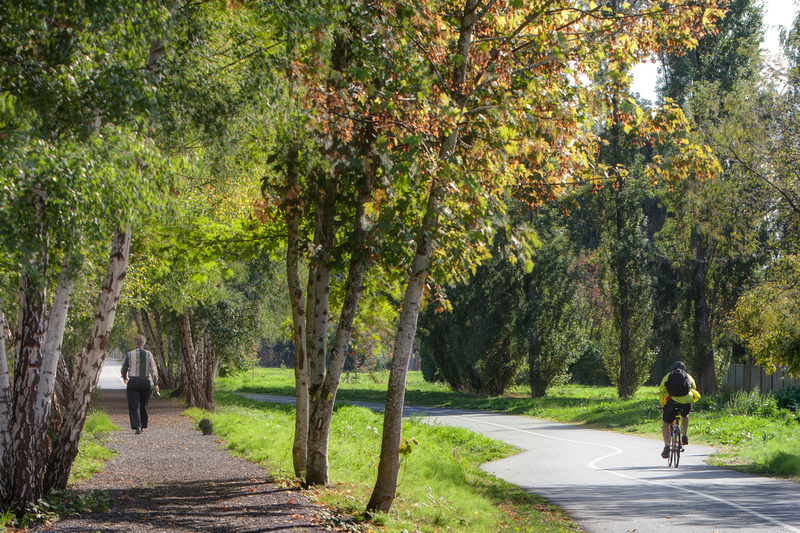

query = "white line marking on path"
(453, 414), (800, 533)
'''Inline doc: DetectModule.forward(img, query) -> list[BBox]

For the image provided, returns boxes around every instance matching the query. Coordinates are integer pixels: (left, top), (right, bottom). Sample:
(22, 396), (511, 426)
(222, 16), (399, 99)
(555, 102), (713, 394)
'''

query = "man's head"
(672, 361), (686, 371)
(134, 334), (147, 347)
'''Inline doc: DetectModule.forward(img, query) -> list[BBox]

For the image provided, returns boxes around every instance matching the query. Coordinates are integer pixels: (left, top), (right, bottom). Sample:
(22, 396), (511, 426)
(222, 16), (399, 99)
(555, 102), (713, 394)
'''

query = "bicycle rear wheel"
(669, 424), (681, 468)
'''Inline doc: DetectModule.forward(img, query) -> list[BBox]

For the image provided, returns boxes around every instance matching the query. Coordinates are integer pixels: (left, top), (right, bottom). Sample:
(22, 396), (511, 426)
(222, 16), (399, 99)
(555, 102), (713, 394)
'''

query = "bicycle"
(659, 405), (692, 467)
(665, 410), (684, 467)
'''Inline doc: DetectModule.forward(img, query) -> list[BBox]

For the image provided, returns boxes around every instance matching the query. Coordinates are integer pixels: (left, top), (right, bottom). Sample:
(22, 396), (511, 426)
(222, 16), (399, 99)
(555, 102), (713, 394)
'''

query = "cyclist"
(659, 361), (700, 459)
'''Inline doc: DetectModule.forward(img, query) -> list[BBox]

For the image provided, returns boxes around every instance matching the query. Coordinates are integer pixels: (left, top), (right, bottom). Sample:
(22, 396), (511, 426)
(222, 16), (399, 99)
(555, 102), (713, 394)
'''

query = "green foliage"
(82, 410), (119, 434)
(521, 210), (589, 397)
(709, 388), (780, 417)
(568, 343), (611, 386)
(774, 387), (800, 412)
(733, 256), (800, 376)
(419, 229), (527, 396)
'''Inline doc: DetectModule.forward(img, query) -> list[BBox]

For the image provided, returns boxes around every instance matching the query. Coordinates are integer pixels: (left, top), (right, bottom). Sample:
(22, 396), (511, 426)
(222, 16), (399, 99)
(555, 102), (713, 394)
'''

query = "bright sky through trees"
(631, 0), (798, 102)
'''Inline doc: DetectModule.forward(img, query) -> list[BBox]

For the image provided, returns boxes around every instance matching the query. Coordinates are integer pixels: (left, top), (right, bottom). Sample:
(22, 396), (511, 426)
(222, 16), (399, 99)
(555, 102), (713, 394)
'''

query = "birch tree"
(0, 0), (168, 511)
(44, 227), (132, 491)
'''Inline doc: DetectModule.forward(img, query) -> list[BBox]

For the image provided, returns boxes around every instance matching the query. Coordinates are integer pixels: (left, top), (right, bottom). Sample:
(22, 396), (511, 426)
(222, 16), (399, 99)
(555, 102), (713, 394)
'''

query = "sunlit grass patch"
(219, 368), (800, 482)
(187, 392), (580, 532)
(70, 411), (119, 484)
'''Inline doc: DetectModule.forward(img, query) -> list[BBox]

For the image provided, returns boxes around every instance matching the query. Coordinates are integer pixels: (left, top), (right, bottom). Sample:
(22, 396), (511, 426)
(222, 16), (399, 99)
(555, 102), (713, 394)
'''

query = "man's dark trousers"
(126, 377), (151, 430)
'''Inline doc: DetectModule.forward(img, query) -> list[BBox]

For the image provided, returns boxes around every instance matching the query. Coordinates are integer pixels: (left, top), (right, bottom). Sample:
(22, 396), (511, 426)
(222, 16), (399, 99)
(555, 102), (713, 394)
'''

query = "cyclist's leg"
(678, 402), (692, 444)
(661, 401), (676, 458)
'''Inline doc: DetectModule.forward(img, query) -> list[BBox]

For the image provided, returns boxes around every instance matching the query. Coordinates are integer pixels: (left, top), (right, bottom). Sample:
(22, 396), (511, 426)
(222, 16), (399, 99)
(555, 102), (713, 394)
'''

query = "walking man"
(121, 334), (159, 434)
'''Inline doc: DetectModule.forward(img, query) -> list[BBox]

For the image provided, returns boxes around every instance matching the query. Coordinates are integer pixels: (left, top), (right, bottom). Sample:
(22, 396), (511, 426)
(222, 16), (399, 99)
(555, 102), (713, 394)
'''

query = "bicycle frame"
(667, 414), (682, 468)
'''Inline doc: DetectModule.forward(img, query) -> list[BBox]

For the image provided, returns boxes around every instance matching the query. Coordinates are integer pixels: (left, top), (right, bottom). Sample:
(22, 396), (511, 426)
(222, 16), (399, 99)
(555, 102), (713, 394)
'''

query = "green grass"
(69, 410), (119, 483)
(186, 392), (580, 532)
(217, 368), (800, 482)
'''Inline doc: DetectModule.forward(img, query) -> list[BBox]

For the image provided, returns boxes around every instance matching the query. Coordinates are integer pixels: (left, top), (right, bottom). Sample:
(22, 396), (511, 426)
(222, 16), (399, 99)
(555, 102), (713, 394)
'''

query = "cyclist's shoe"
(682, 435), (689, 446)
(661, 445), (669, 459)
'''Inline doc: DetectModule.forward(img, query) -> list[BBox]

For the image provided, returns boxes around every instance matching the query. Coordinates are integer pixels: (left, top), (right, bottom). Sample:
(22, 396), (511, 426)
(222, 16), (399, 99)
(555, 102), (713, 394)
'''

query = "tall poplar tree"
(657, 0), (764, 393)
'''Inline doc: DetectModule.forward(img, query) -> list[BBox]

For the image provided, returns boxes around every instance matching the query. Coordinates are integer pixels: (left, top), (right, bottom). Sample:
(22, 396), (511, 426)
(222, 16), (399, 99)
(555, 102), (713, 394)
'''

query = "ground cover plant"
(217, 368), (800, 481)
(186, 392), (581, 533)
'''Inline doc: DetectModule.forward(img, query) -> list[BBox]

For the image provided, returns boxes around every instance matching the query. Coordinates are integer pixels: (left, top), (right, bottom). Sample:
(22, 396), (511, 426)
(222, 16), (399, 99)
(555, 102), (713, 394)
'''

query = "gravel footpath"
(32, 389), (335, 532)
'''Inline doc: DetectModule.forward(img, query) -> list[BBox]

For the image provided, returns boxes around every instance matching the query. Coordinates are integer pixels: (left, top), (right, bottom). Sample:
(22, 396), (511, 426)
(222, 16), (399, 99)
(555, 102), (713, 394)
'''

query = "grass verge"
(217, 368), (800, 481)
(186, 391), (581, 533)
(69, 410), (119, 483)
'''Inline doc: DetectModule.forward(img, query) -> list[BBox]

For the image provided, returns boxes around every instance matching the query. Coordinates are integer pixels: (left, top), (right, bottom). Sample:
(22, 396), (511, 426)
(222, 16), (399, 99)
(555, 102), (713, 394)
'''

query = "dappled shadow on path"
(31, 378), (331, 532)
(36, 478), (317, 532)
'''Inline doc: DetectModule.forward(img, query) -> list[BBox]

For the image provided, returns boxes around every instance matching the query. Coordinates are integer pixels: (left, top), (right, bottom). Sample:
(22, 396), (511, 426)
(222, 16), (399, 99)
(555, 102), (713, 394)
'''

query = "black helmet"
(672, 361), (686, 371)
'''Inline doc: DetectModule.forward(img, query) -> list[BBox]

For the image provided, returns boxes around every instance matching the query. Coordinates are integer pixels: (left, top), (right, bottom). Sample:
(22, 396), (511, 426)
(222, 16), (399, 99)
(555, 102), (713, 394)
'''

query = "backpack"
(666, 368), (691, 397)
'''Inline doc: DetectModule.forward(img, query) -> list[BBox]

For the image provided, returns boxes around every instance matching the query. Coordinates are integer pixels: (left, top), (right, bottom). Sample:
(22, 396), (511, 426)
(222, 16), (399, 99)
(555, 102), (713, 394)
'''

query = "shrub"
(774, 386), (800, 412)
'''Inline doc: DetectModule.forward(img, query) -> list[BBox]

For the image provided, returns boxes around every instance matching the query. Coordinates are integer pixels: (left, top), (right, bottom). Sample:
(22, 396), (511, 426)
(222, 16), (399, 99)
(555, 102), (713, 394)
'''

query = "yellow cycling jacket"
(659, 372), (701, 407)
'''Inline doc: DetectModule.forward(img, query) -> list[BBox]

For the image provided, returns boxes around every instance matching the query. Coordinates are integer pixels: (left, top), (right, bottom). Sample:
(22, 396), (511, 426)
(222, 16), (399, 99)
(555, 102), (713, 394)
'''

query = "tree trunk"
(367, 159), (448, 511)
(528, 330), (547, 398)
(285, 146), (310, 478)
(691, 227), (716, 394)
(8, 181), (49, 511)
(366, 213), (437, 512)
(9, 273), (49, 510)
(133, 308), (145, 336)
(308, 174), (337, 412)
(141, 307), (168, 387)
(176, 322), (188, 398)
(306, 154), (375, 486)
(196, 323), (207, 405)
(611, 105), (631, 398)
(54, 357), (72, 417)
(44, 226), (132, 493)
(36, 255), (76, 470)
(178, 307), (206, 409)
(202, 326), (217, 411)
(0, 307), (12, 504)
(166, 327), (175, 389)
(616, 253), (632, 398)
(365, 0), (478, 500)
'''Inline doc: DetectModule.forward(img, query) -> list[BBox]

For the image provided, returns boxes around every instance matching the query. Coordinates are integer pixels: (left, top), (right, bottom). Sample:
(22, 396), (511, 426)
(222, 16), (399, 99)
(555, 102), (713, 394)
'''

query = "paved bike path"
(238, 393), (800, 533)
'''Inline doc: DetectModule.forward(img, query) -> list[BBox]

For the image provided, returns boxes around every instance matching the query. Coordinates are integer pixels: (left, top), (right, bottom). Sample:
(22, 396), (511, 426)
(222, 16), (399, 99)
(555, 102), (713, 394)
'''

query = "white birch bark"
(203, 327), (217, 410)
(306, 154), (376, 485)
(0, 307), (11, 503)
(286, 146), (310, 477)
(43, 226), (132, 492)
(308, 175), (337, 408)
(37, 255), (75, 427)
(366, 184), (441, 513)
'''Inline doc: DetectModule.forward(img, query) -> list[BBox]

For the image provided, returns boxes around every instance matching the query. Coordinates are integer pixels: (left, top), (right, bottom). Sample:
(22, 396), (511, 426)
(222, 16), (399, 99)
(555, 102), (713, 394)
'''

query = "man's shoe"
(682, 435), (689, 445)
(134, 427), (142, 434)
(661, 445), (669, 459)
